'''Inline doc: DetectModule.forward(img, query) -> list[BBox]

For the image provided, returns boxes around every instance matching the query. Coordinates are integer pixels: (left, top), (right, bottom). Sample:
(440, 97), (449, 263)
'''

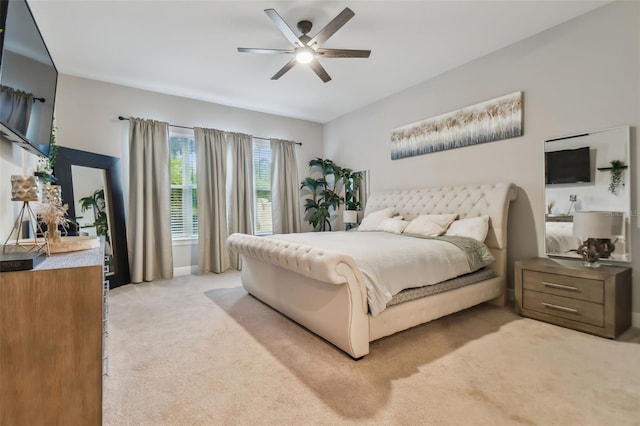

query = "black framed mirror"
(54, 146), (130, 288)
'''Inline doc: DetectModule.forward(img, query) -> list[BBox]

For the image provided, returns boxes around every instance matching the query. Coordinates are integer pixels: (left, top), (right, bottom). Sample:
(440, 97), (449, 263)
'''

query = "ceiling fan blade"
(308, 7), (355, 47)
(316, 48), (371, 58)
(238, 48), (294, 54)
(271, 58), (297, 80)
(308, 60), (332, 83)
(264, 9), (303, 47)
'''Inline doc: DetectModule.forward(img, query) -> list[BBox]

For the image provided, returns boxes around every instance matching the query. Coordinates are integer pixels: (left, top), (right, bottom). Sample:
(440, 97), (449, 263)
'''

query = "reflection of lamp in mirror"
(573, 211), (623, 267)
(344, 210), (358, 231)
(2, 175), (48, 254)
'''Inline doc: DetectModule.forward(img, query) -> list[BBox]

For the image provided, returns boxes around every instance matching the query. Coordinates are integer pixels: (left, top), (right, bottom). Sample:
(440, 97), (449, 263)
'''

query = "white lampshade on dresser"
(573, 211), (623, 238)
(573, 211), (623, 267)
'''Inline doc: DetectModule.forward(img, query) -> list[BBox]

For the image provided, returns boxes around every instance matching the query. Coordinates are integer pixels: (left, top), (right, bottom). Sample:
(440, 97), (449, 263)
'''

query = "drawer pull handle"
(541, 302), (578, 314)
(542, 281), (578, 291)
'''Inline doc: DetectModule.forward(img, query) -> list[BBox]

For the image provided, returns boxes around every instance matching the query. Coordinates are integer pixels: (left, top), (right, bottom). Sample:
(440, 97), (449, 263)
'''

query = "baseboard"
(174, 265), (198, 276)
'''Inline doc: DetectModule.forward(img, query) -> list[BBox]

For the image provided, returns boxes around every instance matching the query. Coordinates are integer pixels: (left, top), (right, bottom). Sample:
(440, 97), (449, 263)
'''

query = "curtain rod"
(118, 116), (301, 145)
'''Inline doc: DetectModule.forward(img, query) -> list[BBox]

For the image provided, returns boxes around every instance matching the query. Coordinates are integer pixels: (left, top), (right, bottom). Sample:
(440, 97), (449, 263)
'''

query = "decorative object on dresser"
(390, 91), (522, 160)
(0, 242), (108, 425)
(40, 183), (70, 244)
(515, 258), (631, 338)
(573, 211), (623, 267)
(2, 175), (48, 254)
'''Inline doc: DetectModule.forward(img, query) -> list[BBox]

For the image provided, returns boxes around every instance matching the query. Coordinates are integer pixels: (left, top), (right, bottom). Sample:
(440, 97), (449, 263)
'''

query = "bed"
(227, 182), (517, 359)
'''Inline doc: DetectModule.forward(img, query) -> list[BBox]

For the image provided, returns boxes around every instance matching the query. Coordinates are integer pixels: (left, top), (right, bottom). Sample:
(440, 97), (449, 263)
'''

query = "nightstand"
(515, 258), (631, 338)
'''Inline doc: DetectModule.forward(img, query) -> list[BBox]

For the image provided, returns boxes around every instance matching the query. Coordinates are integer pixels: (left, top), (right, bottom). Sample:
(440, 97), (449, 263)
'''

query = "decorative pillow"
(376, 217), (410, 234)
(358, 207), (395, 231)
(403, 214), (458, 237)
(445, 215), (490, 242)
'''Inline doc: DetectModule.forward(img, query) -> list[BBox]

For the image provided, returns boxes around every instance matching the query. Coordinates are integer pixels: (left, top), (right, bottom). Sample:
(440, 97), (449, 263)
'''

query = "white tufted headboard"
(364, 183), (517, 251)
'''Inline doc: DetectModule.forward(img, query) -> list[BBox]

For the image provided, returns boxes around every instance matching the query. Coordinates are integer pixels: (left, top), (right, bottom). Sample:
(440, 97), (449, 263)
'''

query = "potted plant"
(35, 124), (59, 183)
(608, 160), (625, 195)
(300, 159), (363, 231)
(80, 188), (110, 243)
(342, 170), (363, 230)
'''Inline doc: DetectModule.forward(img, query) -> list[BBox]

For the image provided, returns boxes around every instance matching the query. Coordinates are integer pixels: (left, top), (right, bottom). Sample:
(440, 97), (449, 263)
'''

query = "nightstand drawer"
(523, 290), (604, 327)
(523, 270), (603, 303)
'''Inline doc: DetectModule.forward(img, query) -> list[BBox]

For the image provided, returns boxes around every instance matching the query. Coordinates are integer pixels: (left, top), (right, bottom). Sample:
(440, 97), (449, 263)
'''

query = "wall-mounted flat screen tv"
(545, 146), (591, 184)
(0, 0), (58, 157)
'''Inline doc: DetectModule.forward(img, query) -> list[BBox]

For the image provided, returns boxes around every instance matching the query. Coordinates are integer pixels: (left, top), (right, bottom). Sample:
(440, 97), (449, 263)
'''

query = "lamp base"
(577, 238), (614, 268)
(2, 202), (49, 256)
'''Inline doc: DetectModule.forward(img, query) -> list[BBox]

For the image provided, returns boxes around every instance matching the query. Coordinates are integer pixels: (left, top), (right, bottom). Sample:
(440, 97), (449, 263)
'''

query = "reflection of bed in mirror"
(545, 218), (628, 261)
(545, 221), (581, 255)
(544, 126), (632, 264)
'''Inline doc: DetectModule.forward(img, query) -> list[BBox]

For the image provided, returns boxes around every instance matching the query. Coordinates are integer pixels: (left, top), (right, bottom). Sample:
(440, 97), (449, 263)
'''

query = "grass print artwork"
(391, 91), (522, 160)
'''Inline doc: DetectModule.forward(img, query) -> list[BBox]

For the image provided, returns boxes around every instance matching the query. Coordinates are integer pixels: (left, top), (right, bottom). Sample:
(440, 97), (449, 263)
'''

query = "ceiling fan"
(237, 7), (371, 83)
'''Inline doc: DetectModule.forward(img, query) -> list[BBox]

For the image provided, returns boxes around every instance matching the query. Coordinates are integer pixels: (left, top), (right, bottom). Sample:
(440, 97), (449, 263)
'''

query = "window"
(253, 138), (272, 235)
(170, 132), (197, 238)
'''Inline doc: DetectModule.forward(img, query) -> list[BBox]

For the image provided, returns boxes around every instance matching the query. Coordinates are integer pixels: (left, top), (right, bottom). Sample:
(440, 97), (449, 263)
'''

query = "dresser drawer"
(523, 289), (603, 327)
(523, 270), (603, 303)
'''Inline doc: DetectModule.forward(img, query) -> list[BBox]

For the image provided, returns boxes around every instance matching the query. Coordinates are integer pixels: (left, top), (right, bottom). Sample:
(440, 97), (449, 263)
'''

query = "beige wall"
(323, 2), (640, 319)
(1, 75), (324, 271)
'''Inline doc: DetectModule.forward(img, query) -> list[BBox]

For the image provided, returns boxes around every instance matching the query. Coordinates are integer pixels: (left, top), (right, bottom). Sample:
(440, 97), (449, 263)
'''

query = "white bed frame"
(227, 182), (517, 359)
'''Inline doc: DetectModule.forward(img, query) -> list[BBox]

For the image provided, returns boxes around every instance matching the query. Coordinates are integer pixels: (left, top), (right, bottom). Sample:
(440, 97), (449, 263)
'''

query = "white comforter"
(545, 222), (581, 254)
(269, 231), (474, 316)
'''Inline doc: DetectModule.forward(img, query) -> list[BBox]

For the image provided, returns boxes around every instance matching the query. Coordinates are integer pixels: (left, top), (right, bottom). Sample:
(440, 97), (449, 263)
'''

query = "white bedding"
(545, 222), (580, 254)
(268, 231), (476, 316)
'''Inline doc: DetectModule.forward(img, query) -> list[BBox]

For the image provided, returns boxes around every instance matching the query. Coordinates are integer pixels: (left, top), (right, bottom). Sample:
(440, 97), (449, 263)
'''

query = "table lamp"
(2, 175), (48, 254)
(573, 211), (623, 267)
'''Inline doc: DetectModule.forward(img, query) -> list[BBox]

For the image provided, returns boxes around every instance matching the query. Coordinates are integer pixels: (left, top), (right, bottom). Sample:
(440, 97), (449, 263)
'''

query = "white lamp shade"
(573, 211), (623, 238)
(343, 210), (358, 224)
(11, 175), (39, 202)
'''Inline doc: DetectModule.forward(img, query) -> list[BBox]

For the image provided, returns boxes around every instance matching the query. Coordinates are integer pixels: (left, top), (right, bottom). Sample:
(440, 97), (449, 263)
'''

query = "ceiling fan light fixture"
(295, 48), (314, 64)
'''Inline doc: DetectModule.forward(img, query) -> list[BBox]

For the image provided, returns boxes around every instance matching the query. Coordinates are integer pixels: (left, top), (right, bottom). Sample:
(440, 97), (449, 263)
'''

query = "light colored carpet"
(103, 271), (640, 425)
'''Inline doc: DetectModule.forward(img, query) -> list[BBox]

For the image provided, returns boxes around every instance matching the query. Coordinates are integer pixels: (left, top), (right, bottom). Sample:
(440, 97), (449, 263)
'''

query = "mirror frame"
(543, 125), (632, 263)
(54, 146), (130, 287)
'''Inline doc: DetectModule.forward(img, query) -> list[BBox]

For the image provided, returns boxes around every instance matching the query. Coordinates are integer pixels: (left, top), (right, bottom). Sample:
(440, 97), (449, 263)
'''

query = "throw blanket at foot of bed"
(227, 182), (517, 359)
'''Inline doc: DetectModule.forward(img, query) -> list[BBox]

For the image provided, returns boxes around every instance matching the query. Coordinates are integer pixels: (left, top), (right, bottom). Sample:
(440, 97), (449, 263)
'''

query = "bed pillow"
(358, 207), (395, 231)
(403, 214), (458, 237)
(376, 217), (410, 234)
(445, 215), (490, 242)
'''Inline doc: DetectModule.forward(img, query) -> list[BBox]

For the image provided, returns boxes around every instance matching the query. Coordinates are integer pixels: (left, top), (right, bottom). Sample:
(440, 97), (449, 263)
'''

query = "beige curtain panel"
(0, 85), (34, 135)
(227, 132), (255, 270)
(128, 118), (173, 283)
(270, 138), (301, 234)
(195, 127), (230, 274)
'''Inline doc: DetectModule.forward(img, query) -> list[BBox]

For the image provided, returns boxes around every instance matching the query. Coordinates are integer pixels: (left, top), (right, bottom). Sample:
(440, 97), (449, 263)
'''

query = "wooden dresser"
(0, 243), (107, 425)
(515, 257), (631, 338)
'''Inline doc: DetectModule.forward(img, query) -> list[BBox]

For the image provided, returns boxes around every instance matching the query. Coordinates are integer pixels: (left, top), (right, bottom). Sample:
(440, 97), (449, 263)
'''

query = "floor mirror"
(54, 146), (130, 287)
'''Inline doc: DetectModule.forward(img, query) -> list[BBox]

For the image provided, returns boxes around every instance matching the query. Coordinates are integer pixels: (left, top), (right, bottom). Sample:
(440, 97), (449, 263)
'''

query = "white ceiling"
(28, 0), (608, 124)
